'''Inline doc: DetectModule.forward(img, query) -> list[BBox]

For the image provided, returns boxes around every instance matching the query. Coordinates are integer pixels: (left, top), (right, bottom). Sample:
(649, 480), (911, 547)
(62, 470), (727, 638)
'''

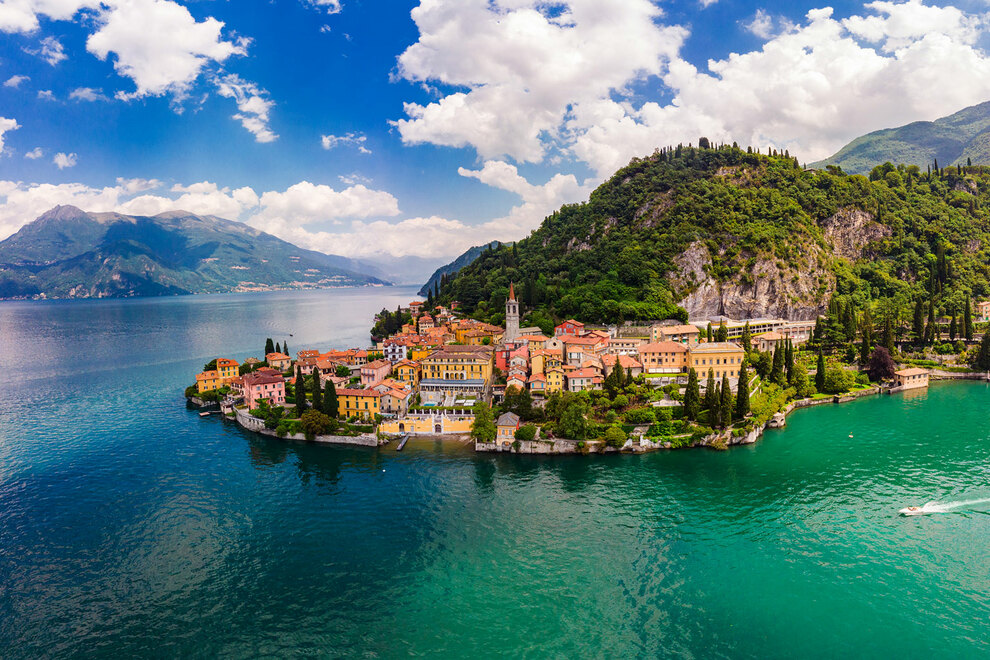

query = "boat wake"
(900, 498), (990, 515)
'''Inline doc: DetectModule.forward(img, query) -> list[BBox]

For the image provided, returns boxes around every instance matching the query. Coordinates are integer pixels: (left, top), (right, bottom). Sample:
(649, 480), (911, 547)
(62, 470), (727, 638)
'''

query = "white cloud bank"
(395, 0), (990, 174)
(0, 117), (20, 153)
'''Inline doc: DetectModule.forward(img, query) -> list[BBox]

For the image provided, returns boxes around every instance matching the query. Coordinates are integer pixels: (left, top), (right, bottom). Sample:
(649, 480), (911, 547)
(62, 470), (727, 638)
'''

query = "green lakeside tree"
(709, 379), (722, 428)
(311, 371), (322, 412)
(559, 402), (589, 441)
(866, 347), (896, 382)
(323, 378), (338, 418)
(300, 409), (334, 441)
(949, 314), (957, 341)
(882, 316), (895, 355)
(684, 368), (700, 421)
(973, 333), (990, 371)
(965, 295), (974, 341)
(470, 402), (496, 443)
(294, 366), (307, 414)
(924, 302), (936, 345)
(719, 374), (732, 428)
(815, 350), (826, 392)
(704, 368), (716, 412)
(784, 339), (794, 383)
(736, 361), (750, 419)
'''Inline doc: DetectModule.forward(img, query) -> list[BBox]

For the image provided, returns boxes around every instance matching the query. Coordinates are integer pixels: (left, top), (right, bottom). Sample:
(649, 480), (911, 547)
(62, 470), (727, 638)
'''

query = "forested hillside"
(438, 145), (990, 330)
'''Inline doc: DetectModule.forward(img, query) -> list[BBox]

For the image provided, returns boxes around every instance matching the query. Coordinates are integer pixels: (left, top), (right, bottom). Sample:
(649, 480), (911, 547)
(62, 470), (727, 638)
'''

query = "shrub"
(300, 409), (333, 440)
(624, 407), (656, 424)
(612, 394), (629, 409)
(514, 424), (537, 441)
(604, 426), (627, 447)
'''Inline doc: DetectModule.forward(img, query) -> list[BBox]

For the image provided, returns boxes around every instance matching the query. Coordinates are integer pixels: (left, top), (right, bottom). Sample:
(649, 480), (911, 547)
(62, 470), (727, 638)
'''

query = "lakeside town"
(187, 287), (990, 454)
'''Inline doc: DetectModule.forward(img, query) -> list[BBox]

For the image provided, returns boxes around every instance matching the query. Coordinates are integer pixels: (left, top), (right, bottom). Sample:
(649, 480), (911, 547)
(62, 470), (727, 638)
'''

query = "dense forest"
(436, 144), (990, 335)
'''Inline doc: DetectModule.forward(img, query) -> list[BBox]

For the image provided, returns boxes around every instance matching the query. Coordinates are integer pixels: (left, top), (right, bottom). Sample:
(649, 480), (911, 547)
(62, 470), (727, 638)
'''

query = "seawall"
(228, 402), (381, 447)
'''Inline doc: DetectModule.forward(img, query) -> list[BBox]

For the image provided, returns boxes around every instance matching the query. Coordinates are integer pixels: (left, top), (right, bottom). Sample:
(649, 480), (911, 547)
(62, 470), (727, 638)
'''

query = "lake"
(1, 288), (989, 658)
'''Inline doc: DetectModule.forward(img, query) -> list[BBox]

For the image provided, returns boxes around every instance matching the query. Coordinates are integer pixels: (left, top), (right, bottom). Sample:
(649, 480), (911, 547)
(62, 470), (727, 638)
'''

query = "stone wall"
(231, 405), (381, 447)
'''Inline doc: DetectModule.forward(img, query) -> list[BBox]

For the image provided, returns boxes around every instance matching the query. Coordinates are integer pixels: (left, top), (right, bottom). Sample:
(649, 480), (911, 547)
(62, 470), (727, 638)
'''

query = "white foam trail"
(922, 498), (990, 513)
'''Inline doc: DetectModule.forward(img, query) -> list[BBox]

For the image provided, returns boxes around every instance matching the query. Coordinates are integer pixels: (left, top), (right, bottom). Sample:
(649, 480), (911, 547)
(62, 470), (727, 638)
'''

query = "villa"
(336, 388), (382, 420)
(216, 358), (239, 383)
(266, 352), (291, 371)
(242, 371), (286, 409)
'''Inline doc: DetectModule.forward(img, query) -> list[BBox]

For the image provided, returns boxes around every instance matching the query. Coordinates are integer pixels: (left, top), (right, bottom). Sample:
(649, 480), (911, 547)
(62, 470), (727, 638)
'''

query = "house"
(409, 300), (424, 314)
(894, 368), (929, 390)
(651, 323), (702, 345)
(496, 343), (530, 372)
(555, 319), (585, 337)
(336, 388), (382, 420)
(608, 336), (646, 356)
(242, 371), (286, 409)
(421, 345), (494, 384)
(378, 387), (413, 416)
(295, 356), (318, 375)
(978, 301), (990, 322)
(216, 358), (239, 383)
(544, 367), (565, 394)
(266, 352), (291, 371)
(754, 331), (787, 353)
(688, 342), (746, 380)
(520, 334), (551, 351)
(638, 342), (689, 373)
(461, 328), (494, 346)
(527, 373), (547, 397)
(418, 314), (435, 332)
(602, 354), (643, 378)
(297, 349), (320, 360)
(383, 340), (408, 364)
(195, 370), (222, 393)
(360, 359), (392, 386)
(496, 412), (521, 446)
(566, 368), (602, 392)
(506, 372), (527, 391)
(393, 360), (421, 387)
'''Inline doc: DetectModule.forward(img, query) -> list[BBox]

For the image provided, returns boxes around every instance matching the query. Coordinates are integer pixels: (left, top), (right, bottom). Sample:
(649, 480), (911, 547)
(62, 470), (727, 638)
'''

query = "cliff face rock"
(821, 208), (890, 260)
(669, 241), (830, 320)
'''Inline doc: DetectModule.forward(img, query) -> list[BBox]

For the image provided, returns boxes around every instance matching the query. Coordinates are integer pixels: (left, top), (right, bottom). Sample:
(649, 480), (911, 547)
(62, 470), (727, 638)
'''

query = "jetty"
(396, 434), (410, 451)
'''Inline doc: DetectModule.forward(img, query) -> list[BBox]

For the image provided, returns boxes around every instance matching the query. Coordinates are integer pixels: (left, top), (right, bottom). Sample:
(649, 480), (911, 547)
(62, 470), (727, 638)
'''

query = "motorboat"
(899, 506), (925, 515)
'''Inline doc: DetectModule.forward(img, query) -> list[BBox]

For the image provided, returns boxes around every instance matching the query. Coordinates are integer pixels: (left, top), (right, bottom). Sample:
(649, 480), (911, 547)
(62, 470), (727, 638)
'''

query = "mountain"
(811, 101), (990, 175)
(0, 205), (390, 299)
(418, 241), (502, 297)
(360, 254), (449, 287)
(438, 145), (990, 326)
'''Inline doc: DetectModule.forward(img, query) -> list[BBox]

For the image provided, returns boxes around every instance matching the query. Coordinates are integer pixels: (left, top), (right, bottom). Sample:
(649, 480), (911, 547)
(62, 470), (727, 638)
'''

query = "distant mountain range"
(418, 241), (502, 296)
(0, 205), (390, 300)
(812, 100), (990, 174)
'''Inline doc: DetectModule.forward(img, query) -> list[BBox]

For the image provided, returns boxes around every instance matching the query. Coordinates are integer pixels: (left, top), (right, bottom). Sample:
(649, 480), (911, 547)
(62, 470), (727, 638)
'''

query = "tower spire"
(509, 282), (515, 301)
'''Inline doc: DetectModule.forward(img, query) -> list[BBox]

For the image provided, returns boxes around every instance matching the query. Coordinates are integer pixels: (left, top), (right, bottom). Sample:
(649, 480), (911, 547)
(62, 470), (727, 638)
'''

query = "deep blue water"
(2, 288), (990, 658)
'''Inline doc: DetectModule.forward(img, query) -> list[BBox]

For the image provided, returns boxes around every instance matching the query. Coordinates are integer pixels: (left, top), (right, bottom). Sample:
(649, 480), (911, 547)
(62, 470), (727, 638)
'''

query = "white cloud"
(338, 172), (371, 185)
(743, 9), (775, 39)
(53, 152), (77, 169)
(24, 147), (44, 159)
(24, 35), (67, 65)
(69, 87), (108, 101)
(254, 181), (399, 228)
(0, 117), (20, 153)
(86, 0), (246, 100)
(118, 181), (259, 218)
(0, 180), (124, 239)
(393, 0), (687, 163)
(37, 89), (55, 101)
(4, 75), (29, 88)
(214, 73), (277, 142)
(0, 0), (98, 34)
(115, 176), (161, 194)
(321, 132), (368, 151)
(305, 0), (341, 14)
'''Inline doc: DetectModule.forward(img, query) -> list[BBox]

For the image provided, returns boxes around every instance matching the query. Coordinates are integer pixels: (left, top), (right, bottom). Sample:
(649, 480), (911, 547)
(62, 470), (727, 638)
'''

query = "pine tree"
(741, 321), (752, 352)
(704, 368), (716, 413)
(736, 361), (750, 419)
(684, 368), (700, 421)
(965, 295), (974, 341)
(311, 371), (322, 412)
(294, 366), (307, 414)
(265, 338), (275, 356)
(323, 378), (338, 418)
(720, 375), (732, 428)
(815, 351), (826, 392)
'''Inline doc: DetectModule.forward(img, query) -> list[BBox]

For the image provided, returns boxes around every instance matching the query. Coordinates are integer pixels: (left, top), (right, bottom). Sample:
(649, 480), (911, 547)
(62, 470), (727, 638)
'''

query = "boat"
(899, 506), (926, 516)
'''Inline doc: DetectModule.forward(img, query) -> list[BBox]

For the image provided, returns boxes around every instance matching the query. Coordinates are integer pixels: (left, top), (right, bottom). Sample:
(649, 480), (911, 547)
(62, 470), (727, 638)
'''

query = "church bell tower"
(505, 282), (520, 343)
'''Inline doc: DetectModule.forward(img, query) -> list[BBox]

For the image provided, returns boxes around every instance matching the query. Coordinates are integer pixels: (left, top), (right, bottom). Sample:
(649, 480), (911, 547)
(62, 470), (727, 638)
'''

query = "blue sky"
(2, 0), (990, 273)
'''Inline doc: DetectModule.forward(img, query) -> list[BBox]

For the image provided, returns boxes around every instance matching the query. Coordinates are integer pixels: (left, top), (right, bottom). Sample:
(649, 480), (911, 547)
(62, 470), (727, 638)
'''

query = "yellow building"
(421, 346), (494, 383)
(410, 345), (436, 362)
(393, 360), (421, 387)
(336, 388), (382, 420)
(195, 370), (222, 393)
(688, 342), (746, 379)
(545, 367), (565, 394)
(380, 415), (474, 435)
(216, 358), (239, 384)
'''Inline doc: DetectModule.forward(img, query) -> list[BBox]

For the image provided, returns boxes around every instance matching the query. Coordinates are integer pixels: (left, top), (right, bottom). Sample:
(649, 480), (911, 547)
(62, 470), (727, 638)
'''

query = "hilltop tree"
(882, 315), (895, 354)
(716, 321), (728, 342)
(866, 347), (896, 382)
(719, 375), (732, 428)
(294, 366), (307, 414)
(684, 368), (700, 421)
(949, 314), (957, 341)
(736, 361), (750, 419)
(265, 338), (275, 356)
(275, 341), (281, 354)
(311, 371), (322, 412)
(924, 302), (936, 345)
(323, 378), (338, 418)
(815, 350), (826, 392)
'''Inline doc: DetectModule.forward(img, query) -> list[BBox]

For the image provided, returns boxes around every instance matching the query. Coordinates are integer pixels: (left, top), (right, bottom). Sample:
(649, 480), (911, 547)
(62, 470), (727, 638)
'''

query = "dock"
(396, 434), (410, 451)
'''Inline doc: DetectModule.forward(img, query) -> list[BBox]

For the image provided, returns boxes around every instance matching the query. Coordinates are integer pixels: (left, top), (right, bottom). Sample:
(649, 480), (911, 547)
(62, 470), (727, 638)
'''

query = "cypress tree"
(912, 300), (925, 344)
(283, 341), (289, 358)
(704, 368), (716, 413)
(311, 370), (322, 412)
(949, 314), (957, 341)
(784, 339), (794, 382)
(684, 368), (700, 421)
(626, 366), (633, 385)
(265, 338), (275, 356)
(710, 379), (722, 428)
(965, 295), (974, 341)
(924, 302), (936, 344)
(882, 315), (895, 354)
(294, 366), (307, 414)
(716, 321), (728, 343)
(736, 361), (750, 419)
(770, 343), (784, 385)
(720, 375), (732, 428)
(975, 333), (990, 371)
(275, 341), (281, 355)
(707, 323), (713, 342)
(323, 378), (338, 418)
(815, 351), (826, 392)
(741, 321), (752, 352)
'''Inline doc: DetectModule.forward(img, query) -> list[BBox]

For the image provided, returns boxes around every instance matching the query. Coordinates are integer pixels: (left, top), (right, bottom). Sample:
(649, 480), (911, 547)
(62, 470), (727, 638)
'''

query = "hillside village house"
(527, 373), (547, 397)
(383, 340), (408, 363)
(602, 354), (643, 378)
(336, 388), (382, 420)
(360, 359), (392, 386)
(295, 357), (318, 375)
(555, 320), (585, 336)
(608, 336), (646, 355)
(688, 342), (746, 380)
(419, 345), (494, 405)
(216, 358), (239, 384)
(408, 301), (424, 314)
(651, 324), (701, 345)
(496, 412), (520, 448)
(418, 314), (435, 332)
(520, 334), (551, 351)
(638, 342), (689, 374)
(266, 352), (291, 371)
(393, 360), (421, 387)
(242, 371), (286, 409)
(196, 370), (222, 393)
(894, 368), (929, 390)
(754, 331), (787, 353)
(978, 300), (990, 322)
(297, 349), (320, 360)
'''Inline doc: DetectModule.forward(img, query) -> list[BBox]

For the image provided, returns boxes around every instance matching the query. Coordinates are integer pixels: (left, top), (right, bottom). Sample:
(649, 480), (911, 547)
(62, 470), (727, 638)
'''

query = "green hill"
(0, 205), (390, 299)
(438, 145), (990, 328)
(418, 241), (502, 297)
(811, 101), (990, 174)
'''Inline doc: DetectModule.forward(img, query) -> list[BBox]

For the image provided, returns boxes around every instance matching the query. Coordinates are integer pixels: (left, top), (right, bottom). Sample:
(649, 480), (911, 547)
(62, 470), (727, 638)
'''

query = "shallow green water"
(1, 290), (989, 657)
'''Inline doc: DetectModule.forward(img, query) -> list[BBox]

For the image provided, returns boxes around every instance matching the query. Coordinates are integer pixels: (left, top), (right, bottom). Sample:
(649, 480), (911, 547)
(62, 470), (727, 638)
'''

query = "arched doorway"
(398, 423), (405, 432)
(435, 424), (442, 433)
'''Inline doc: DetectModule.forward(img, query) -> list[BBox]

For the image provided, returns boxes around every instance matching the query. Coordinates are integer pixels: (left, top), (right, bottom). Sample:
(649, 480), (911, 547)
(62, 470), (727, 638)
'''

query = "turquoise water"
(2, 290), (990, 657)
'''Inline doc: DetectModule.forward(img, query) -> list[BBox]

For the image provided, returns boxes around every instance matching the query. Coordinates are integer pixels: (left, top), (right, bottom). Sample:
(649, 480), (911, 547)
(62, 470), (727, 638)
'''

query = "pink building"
(242, 371), (286, 410)
(360, 359), (392, 386)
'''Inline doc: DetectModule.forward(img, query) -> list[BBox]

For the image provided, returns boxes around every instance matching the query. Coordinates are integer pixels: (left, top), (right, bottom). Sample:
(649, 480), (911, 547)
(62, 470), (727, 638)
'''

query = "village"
(187, 287), (990, 454)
